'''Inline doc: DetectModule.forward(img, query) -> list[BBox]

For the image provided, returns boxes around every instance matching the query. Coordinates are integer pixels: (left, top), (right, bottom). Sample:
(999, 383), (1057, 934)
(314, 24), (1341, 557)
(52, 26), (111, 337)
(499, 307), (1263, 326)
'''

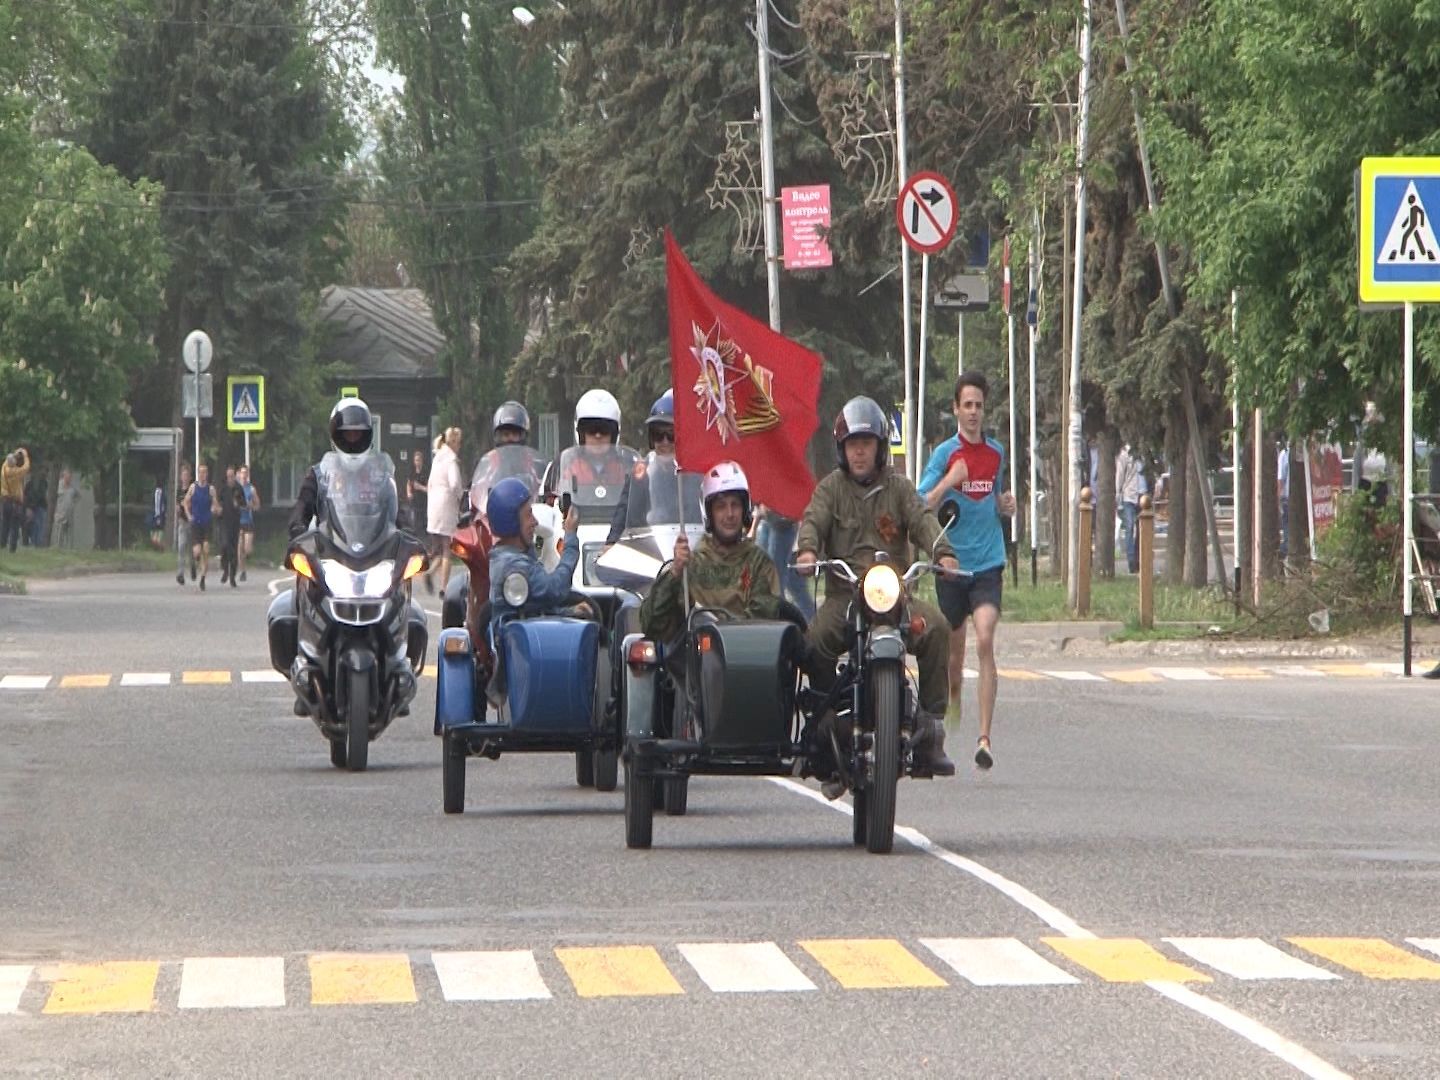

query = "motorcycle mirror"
(559, 492), (572, 516)
(937, 502), (959, 530)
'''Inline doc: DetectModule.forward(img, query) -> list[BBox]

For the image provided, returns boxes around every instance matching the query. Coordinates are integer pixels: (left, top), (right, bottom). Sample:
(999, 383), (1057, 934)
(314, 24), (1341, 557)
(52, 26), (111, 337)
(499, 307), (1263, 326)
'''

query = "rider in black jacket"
(289, 398), (375, 538)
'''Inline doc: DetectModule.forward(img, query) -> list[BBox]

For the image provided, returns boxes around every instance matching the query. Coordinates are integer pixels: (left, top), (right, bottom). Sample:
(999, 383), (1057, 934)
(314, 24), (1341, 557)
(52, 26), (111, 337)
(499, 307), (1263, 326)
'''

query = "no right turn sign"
(896, 171), (958, 255)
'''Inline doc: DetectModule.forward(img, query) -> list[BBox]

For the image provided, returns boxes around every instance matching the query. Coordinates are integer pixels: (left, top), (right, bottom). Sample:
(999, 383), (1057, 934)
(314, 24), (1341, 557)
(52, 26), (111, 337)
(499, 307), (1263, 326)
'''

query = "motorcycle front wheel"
(344, 665), (371, 773)
(864, 662), (901, 854)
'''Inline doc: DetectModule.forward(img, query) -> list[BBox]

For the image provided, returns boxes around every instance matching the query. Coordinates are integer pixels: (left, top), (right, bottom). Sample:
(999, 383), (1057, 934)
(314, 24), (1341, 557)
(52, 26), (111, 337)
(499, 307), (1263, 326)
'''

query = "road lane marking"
(1040, 670), (1107, 681)
(182, 670), (232, 685)
(920, 938), (1079, 986)
(42, 961), (159, 1014)
(240, 670), (287, 683)
(308, 953), (418, 1005)
(1288, 937), (1440, 979)
(178, 957), (285, 1009)
(1164, 938), (1340, 981)
(1310, 663), (1385, 678)
(677, 942), (816, 993)
(1210, 666), (1272, 679)
(997, 668), (1048, 680)
(0, 675), (50, 690)
(120, 672), (170, 686)
(432, 950), (551, 1001)
(799, 939), (947, 990)
(1042, 938), (1210, 983)
(1103, 669), (1162, 683)
(1264, 664), (1327, 677)
(555, 946), (684, 998)
(769, 777), (1347, 1080)
(0, 965), (31, 1013)
(58, 674), (110, 688)
(1151, 667), (1220, 681)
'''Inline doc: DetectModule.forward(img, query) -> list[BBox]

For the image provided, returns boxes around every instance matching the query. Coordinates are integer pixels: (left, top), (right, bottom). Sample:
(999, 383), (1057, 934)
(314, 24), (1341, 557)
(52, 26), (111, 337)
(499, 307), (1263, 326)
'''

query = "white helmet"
(700, 460), (752, 533)
(574, 388), (621, 444)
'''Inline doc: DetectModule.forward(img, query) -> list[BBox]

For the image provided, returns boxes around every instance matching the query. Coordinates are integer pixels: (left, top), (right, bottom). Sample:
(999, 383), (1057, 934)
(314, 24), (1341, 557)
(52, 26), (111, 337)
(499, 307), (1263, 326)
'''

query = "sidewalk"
(999, 620), (1430, 663)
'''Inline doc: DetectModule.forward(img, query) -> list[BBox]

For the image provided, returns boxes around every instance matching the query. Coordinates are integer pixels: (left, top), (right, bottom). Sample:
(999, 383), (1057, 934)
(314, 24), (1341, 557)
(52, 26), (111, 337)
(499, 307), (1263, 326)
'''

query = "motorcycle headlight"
(861, 563), (902, 615)
(320, 559), (395, 599)
(502, 571), (530, 608)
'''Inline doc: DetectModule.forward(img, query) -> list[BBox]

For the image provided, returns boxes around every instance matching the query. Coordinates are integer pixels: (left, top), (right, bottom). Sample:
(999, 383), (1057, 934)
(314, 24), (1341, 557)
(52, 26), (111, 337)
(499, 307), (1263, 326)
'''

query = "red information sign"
(781, 185), (833, 269)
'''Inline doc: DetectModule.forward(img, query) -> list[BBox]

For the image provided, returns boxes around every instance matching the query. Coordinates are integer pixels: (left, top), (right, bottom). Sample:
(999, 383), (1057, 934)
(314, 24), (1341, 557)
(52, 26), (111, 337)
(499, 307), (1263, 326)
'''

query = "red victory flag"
(666, 230), (822, 520)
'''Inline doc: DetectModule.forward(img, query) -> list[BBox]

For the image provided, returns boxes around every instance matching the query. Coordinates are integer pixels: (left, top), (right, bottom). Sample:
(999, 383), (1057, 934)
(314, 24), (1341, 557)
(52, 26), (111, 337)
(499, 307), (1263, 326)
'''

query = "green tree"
(369, 0), (559, 438)
(85, 0), (355, 468)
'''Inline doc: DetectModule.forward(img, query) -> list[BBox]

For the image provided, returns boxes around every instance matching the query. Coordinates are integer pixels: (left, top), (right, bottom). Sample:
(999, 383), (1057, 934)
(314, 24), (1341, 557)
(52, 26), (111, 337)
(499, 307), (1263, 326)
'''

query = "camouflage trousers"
(803, 593), (950, 717)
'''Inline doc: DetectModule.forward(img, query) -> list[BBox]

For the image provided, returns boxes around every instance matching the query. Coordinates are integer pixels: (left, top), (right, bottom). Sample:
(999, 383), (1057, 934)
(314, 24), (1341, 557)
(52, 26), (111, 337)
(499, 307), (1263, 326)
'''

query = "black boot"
(918, 712), (956, 777)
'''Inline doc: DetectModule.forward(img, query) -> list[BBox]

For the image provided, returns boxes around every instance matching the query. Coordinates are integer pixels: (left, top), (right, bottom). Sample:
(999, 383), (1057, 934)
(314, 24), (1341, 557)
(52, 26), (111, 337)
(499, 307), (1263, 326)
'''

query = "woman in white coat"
(426, 427), (464, 592)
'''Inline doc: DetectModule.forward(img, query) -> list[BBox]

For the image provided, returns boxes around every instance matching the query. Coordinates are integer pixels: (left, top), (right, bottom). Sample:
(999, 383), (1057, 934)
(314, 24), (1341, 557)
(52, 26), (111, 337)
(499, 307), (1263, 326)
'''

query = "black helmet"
(329, 397), (373, 456)
(492, 400), (531, 443)
(832, 396), (889, 473)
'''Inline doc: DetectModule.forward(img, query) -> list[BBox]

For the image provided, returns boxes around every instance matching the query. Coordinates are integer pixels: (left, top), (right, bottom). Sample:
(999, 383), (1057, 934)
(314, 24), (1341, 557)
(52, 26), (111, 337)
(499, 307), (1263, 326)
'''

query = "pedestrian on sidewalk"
(174, 464), (193, 582)
(919, 373), (1016, 771)
(2, 447), (30, 553)
(1116, 444), (1144, 574)
(237, 464), (259, 582)
(55, 469), (80, 550)
(23, 464), (47, 547)
(753, 503), (816, 621)
(148, 476), (167, 550)
(184, 463), (217, 591)
(426, 428), (463, 595)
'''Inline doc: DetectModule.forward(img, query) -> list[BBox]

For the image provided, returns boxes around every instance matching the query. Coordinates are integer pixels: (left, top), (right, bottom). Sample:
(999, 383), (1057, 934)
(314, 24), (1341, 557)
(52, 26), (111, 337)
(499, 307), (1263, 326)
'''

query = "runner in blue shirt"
(918, 372), (1016, 771)
(183, 463), (218, 592)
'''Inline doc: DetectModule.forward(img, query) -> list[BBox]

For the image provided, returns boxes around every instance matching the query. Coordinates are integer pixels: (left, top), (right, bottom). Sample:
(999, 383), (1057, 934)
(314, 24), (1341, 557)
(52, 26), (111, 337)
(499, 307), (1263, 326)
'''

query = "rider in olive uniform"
(640, 461), (780, 644)
(795, 396), (959, 776)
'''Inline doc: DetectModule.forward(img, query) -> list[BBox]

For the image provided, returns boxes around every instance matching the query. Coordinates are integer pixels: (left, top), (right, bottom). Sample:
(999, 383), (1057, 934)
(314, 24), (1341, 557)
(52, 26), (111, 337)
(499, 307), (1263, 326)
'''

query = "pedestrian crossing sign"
(226, 375), (265, 432)
(1359, 157), (1440, 302)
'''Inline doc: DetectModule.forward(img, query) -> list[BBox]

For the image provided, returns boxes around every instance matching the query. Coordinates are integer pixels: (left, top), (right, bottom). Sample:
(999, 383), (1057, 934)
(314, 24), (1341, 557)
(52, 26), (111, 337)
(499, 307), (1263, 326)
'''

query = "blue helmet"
(487, 476), (532, 538)
(646, 390), (675, 427)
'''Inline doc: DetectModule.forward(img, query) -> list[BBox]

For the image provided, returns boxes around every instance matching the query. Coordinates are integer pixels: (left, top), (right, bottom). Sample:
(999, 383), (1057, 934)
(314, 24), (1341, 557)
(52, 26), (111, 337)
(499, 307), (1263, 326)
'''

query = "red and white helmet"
(700, 460), (753, 533)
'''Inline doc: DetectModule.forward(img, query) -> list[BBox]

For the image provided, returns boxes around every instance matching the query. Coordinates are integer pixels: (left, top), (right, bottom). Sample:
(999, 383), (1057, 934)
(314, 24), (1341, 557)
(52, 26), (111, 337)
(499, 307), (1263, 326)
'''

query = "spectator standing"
(426, 427), (463, 594)
(1115, 444), (1144, 574)
(2, 447), (30, 553)
(54, 469), (80, 550)
(237, 464), (259, 582)
(174, 464), (193, 582)
(753, 504), (816, 621)
(1277, 444), (1290, 560)
(23, 466), (47, 547)
(148, 476), (167, 550)
(407, 449), (429, 542)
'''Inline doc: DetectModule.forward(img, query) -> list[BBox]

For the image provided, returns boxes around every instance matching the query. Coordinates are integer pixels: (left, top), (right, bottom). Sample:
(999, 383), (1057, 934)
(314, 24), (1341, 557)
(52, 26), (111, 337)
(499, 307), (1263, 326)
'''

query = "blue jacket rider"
(486, 476), (582, 617)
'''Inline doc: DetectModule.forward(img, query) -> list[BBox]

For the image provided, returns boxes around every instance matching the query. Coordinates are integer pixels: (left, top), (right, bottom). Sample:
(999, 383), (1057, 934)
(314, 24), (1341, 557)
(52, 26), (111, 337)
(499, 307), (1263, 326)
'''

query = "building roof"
(316, 286), (447, 380)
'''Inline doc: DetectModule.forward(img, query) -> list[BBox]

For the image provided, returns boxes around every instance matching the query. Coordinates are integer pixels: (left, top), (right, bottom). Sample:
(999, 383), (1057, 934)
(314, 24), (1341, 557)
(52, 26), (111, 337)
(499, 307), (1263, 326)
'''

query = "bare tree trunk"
(1044, 450), (1064, 576)
(1096, 429), (1118, 578)
(1236, 430), (1253, 596)
(1165, 411), (1187, 585)
(1287, 439), (1310, 574)
(1185, 453), (1207, 587)
(1058, 195), (1072, 586)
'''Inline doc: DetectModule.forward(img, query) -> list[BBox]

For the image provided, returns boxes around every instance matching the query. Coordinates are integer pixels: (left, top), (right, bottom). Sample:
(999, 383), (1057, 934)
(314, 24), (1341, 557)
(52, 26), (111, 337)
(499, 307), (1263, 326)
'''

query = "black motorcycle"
(267, 453), (430, 771)
(798, 505), (963, 854)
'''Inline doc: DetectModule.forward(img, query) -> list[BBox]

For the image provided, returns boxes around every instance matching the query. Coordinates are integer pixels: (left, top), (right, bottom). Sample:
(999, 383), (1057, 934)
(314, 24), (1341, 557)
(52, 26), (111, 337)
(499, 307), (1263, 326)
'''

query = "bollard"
(1138, 494), (1154, 629)
(1077, 486), (1093, 617)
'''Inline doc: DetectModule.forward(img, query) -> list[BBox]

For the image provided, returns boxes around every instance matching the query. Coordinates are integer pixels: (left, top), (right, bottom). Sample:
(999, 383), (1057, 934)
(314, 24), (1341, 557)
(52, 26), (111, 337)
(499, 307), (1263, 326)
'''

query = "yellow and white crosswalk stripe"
(58, 674), (110, 689)
(119, 672), (170, 686)
(1149, 667), (1221, 682)
(13, 936), (1440, 1013)
(920, 937), (1079, 986)
(239, 670), (288, 684)
(0, 675), (50, 690)
(181, 670), (232, 685)
(178, 957), (286, 1009)
(431, 950), (551, 1002)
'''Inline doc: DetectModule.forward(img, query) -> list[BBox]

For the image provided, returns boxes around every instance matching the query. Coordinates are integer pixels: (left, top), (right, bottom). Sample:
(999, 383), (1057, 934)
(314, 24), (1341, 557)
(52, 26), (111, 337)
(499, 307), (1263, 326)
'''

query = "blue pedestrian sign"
(1360, 158), (1440, 303)
(226, 375), (266, 432)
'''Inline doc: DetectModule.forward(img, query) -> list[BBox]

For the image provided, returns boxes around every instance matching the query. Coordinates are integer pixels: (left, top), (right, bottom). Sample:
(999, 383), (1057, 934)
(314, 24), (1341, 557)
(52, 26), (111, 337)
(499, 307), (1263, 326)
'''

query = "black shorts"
(936, 565), (1003, 628)
(191, 522), (211, 544)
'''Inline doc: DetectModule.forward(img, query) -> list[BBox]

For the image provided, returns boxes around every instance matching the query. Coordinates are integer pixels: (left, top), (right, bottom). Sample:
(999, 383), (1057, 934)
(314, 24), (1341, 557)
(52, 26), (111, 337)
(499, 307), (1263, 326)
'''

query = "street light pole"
(894, 0), (915, 482)
(755, 0), (781, 332)
(1066, 0), (1092, 609)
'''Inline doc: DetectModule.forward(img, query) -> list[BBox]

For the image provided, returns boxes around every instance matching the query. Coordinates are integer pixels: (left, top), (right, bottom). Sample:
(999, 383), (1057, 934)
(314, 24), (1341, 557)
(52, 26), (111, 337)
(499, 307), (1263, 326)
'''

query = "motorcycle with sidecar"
(620, 505), (963, 853)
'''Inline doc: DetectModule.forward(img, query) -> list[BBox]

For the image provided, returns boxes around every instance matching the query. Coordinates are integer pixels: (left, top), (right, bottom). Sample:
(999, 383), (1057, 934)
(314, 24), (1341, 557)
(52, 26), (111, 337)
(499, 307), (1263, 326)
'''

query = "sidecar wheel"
(864, 663), (901, 854)
(663, 776), (688, 816)
(624, 761), (654, 849)
(442, 731), (466, 814)
(593, 747), (618, 792)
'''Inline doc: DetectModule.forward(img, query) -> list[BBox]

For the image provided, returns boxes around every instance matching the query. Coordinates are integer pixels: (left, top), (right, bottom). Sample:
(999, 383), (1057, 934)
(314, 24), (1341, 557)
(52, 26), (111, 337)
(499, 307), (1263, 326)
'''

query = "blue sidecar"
(435, 612), (612, 813)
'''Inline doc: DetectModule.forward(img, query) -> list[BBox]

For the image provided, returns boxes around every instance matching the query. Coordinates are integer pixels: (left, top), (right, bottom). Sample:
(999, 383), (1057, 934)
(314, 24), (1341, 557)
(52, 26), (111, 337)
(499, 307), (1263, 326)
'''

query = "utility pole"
(894, 0), (915, 482)
(755, 0), (781, 333)
(1066, 0), (1092, 610)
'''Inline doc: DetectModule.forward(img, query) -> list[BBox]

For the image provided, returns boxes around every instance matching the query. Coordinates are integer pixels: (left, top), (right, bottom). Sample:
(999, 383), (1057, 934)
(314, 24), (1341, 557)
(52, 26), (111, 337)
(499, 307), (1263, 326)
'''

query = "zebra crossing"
(7, 935), (1440, 1015)
(0, 661), (1420, 692)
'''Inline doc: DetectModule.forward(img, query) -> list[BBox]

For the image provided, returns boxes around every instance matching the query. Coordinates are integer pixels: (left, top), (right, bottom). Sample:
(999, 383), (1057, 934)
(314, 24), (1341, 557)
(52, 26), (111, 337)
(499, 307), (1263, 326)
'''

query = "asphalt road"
(3, 572), (1440, 1078)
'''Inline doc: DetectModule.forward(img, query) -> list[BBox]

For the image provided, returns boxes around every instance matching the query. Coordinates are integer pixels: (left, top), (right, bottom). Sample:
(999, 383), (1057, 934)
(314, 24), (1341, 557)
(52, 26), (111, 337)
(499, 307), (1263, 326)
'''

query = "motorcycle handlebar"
(789, 558), (971, 583)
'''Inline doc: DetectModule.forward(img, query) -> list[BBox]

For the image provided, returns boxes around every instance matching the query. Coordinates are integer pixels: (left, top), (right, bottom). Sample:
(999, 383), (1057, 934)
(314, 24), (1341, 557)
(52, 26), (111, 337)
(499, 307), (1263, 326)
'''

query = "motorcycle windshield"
(595, 455), (705, 589)
(470, 445), (545, 517)
(554, 445), (638, 524)
(319, 452), (397, 553)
